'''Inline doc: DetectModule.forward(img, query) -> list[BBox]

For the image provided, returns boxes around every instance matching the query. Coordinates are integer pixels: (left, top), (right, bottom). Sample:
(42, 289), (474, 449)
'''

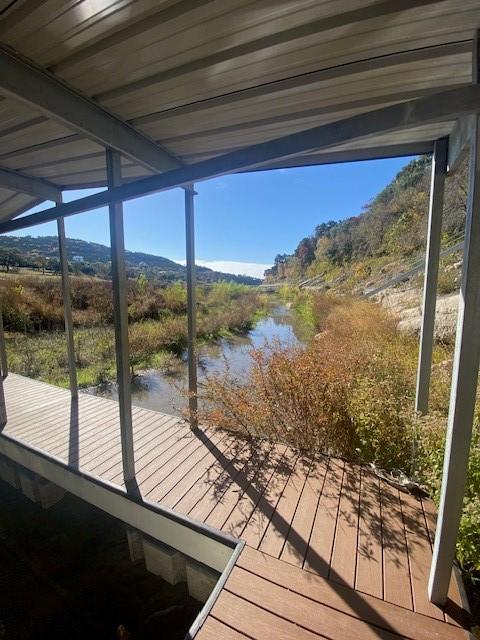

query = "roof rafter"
(1, 83), (478, 234)
(246, 142), (435, 172)
(0, 45), (182, 173)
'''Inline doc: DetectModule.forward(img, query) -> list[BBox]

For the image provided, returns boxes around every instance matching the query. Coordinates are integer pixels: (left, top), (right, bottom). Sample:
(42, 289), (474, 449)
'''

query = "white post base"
(143, 538), (186, 585)
(186, 558), (219, 603)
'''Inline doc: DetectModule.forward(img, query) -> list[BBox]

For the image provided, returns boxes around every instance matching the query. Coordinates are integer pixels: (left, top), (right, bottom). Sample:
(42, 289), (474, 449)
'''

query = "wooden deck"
(0, 374), (472, 639)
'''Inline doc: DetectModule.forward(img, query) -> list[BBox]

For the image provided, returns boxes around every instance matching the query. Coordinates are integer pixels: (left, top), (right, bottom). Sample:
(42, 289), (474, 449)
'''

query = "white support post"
(415, 138), (447, 414)
(57, 213), (78, 397)
(428, 114), (480, 605)
(185, 185), (198, 429)
(0, 304), (7, 427)
(106, 149), (136, 490)
(0, 304), (7, 378)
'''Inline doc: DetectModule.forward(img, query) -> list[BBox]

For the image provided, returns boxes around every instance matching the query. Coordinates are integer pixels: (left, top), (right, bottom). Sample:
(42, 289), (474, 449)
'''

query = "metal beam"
(185, 185), (198, 429)
(106, 149), (136, 491)
(1, 84), (479, 234)
(0, 45), (181, 173)
(248, 142), (434, 172)
(97, 0), (445, 103)
(448, 115), (475, 174)
(415, 138), (447, 414)
(428, 113), (480, 606)
(57, 213), (77, 397)
(0, 166), (62, 203)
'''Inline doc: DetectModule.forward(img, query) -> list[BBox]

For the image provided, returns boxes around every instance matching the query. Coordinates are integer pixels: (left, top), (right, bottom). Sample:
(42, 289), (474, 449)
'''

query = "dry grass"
(4, 277), (264, 387)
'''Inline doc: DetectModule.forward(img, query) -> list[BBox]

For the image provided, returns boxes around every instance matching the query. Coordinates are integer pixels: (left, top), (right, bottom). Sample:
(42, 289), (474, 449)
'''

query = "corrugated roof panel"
(138, 57), (470, 141)
(0, 0), (476, 207)
(90, 2), (477, 115)
(0, 191), (41, 222)
(0, 138), (104, 170)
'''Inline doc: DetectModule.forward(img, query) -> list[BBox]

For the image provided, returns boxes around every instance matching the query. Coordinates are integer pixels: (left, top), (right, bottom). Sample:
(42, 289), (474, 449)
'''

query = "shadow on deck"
(0, 373), (471, 640)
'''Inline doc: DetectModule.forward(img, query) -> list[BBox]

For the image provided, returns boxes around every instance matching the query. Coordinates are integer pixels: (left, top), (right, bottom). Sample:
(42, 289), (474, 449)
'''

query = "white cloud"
(176, 259), (271, 279)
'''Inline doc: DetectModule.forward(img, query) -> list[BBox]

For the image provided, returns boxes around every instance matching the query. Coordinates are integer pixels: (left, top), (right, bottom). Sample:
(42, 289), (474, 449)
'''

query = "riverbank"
(4, 277), (267, 388)
(93, 304), (311, 415)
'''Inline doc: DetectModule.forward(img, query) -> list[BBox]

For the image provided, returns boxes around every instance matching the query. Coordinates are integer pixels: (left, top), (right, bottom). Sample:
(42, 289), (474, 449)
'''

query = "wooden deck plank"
(280, 457), (327, 568)
(41, 404), (126, 454)
(304, 457), (344, 577)
(330, 461), (361, 588)
(422, 497), (437, 545)
(237, 547), (469, 640)
(204, 443), (278, 531)
(5, 395), (84, 437)
(210, 589), (322, 640)
(137, 428), (215, 497)
(220, 444), (289, 538)
(356, 468), (384, 599)
(196, 617), (250, 639)
(106, 421), (195, 482)
(0, 374), (470, 638)
(61, 411), (168, 467)
(240, 448), (298, 549)
(145, 428), (230, 503)
(381, 482), (414, 611)
(167, 435), (250, 513)
(8, 394), (120, 447)
(258, 454), (310, 558)
(81, 416), (180, 476)
(400, 491), (445, 620)
(158, 432), (239, 508)
(183, 440), (271, 522)
(5, 407), (71, 451)
(227, 566), (404, 640)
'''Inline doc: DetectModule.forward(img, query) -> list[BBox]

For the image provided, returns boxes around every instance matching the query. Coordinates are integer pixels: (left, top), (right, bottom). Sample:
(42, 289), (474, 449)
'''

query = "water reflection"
(91, 305), (309, 416)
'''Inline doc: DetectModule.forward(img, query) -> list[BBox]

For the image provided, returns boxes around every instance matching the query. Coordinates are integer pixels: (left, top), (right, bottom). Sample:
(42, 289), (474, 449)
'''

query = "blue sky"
(11, 156), (414, 278)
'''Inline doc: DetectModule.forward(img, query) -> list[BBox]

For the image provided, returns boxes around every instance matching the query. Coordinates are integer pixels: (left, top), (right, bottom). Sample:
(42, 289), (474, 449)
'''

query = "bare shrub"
(200, 294), (417, 468)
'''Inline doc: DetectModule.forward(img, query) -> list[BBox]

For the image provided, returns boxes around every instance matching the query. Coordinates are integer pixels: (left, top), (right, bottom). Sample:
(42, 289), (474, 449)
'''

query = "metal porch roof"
(0, 0), (478, 219)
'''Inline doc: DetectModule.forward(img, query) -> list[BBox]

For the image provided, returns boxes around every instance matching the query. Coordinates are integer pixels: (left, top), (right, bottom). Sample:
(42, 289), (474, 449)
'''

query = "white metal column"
(428, 114), (480, 605)
(415, 138), (447, 414)
(57, 213), (78, 397)
(106, 149), (136, 489)
(0, 304), (7, 427)
(185, 185), (198, 429)
(0, 304), (7, 378)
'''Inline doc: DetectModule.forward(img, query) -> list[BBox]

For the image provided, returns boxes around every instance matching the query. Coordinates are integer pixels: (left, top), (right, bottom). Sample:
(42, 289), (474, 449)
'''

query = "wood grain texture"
(1, 374), (469, 639)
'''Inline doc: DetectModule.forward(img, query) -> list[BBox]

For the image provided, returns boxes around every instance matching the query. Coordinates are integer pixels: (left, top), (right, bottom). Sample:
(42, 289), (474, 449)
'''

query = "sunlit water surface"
(91, 305), (310, 416)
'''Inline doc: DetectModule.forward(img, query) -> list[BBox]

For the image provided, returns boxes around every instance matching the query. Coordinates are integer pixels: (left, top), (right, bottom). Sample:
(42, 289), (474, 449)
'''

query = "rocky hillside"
(266, 155), (468, 339)
(265, 155), (467, 296)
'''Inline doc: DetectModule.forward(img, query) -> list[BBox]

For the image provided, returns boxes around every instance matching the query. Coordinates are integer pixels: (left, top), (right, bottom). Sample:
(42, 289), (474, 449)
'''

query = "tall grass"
(3, 276), (265, 387)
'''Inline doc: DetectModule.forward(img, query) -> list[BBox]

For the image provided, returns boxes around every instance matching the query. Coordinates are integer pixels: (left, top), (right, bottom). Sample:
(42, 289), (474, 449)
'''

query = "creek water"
(92, 304), (311, 417)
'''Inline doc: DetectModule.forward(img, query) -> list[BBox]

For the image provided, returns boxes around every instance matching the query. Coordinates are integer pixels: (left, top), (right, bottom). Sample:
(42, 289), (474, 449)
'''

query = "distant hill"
(0, 235), (261, 285)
